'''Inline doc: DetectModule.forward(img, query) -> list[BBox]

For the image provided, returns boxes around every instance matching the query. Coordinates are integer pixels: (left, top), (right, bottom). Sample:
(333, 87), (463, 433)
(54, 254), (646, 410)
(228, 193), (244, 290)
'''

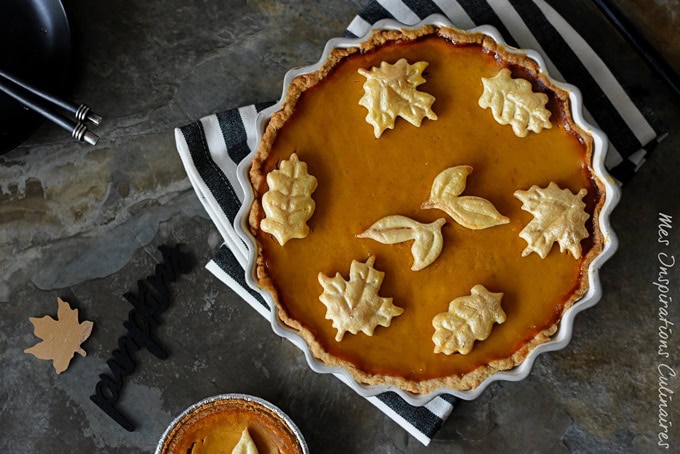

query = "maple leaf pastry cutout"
(478, 68), (552, 137)
(358, 58), (438, 138)
(514, 182), (590, 259)
(24, 298), (94, 374)
(260, 153), (318, 246)
(318, 256), (404, 341)
(432, 285), (506, 355)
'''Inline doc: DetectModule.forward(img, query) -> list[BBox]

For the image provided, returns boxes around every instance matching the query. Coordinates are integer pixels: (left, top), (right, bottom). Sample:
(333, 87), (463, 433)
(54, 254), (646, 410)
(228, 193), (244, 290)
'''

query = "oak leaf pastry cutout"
(432, 285), (506, 355)
(358, 215), (446, 271)
(478, 68), (552, 137)
(358, 58), (438, 138)
(514, 182), (589, 259)
(24, 297), (94, 374)
(232, 428), (259, 454)
(260, 153), (318, 245)
(422, 165), (509, 230)
(318, 256), (403, 341)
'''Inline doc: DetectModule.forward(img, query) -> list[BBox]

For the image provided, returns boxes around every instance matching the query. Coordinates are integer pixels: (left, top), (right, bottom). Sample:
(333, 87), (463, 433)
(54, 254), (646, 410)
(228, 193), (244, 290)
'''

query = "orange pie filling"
(248, 26), (605, 393)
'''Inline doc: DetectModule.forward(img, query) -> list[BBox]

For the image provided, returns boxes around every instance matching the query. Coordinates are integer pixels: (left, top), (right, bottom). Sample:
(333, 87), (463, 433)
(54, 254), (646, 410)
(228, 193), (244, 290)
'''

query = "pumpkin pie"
(246, 25), (606, 394)
(157, 395), (305, 454)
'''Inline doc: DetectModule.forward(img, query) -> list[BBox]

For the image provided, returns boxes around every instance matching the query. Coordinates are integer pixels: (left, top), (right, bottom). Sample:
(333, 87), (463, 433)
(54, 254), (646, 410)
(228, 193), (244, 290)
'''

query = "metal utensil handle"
(0, 78), (99, 145)
(0, 69), (103, 125)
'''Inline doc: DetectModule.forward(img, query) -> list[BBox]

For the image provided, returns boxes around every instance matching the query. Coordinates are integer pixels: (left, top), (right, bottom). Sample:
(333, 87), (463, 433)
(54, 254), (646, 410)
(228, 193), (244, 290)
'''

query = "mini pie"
(247, 25), (606, 394)
(158, 397), (304, 454)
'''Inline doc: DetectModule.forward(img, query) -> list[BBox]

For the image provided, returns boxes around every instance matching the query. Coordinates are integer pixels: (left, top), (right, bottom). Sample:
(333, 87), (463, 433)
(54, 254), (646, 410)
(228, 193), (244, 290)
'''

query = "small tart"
(158, 397), (304, 454)
(248, 25), (605, 394)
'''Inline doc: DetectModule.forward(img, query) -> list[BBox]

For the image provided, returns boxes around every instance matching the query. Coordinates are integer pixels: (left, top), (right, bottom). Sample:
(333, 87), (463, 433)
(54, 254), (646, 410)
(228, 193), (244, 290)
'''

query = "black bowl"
(0, 0), (72, 154)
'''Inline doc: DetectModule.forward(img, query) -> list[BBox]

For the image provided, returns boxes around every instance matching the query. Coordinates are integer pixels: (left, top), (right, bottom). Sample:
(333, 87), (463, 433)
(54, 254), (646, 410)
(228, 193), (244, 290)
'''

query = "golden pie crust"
(247, 25), (606, 394)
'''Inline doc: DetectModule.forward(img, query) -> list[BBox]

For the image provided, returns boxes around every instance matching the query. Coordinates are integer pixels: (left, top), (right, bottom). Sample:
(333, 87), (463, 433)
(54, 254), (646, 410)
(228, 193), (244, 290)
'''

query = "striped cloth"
(174, 0), (666, 445)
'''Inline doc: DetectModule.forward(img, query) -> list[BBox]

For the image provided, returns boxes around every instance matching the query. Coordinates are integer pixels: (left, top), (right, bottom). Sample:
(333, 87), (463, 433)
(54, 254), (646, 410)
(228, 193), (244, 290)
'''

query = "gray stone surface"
(0, 0), (678, 452)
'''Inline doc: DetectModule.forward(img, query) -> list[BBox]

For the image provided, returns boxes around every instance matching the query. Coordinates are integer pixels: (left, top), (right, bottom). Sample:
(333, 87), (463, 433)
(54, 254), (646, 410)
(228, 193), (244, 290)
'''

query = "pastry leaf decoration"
(514, 182), (589, 259)
(260, 153), (318, 246)
(24, 298), (94, 374)
(232, 428), (259, 454)
(318, 256), (403, 342)
(358, 58), (438, 138)
(422, 165), (509, 230)
(358, 215), (446, 271)
(478, 68), (552, 137)
(432, 285), (506, 355)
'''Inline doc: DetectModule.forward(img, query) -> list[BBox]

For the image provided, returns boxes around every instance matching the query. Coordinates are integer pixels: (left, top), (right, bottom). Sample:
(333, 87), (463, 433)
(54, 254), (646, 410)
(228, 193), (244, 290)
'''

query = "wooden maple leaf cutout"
(432, 285), (506, 355)
(422, 165), (509, 230)
(478, 68), (552, 137)
(260, 153), (318, 245)
(358, 58), (438, 138)
(358, 215), (446, 271)
(318, 256), (403, 341)
(24, 298), (94, 374)
(514, 182), (589, 259)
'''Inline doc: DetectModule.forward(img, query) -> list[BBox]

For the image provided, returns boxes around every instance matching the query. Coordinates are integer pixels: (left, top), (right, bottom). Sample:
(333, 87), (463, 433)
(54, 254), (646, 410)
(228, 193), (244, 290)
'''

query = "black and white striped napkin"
(175, 0), (666, 445)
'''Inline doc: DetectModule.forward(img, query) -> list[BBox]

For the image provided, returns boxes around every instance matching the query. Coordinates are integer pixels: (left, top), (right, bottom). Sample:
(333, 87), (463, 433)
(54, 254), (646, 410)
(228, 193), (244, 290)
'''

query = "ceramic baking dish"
(234, 15), (620, 406)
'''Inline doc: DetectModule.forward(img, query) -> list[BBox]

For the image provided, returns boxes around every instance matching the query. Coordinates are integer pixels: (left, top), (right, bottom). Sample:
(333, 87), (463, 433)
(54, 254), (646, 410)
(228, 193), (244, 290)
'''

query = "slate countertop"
(1, 1), (678, 452)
